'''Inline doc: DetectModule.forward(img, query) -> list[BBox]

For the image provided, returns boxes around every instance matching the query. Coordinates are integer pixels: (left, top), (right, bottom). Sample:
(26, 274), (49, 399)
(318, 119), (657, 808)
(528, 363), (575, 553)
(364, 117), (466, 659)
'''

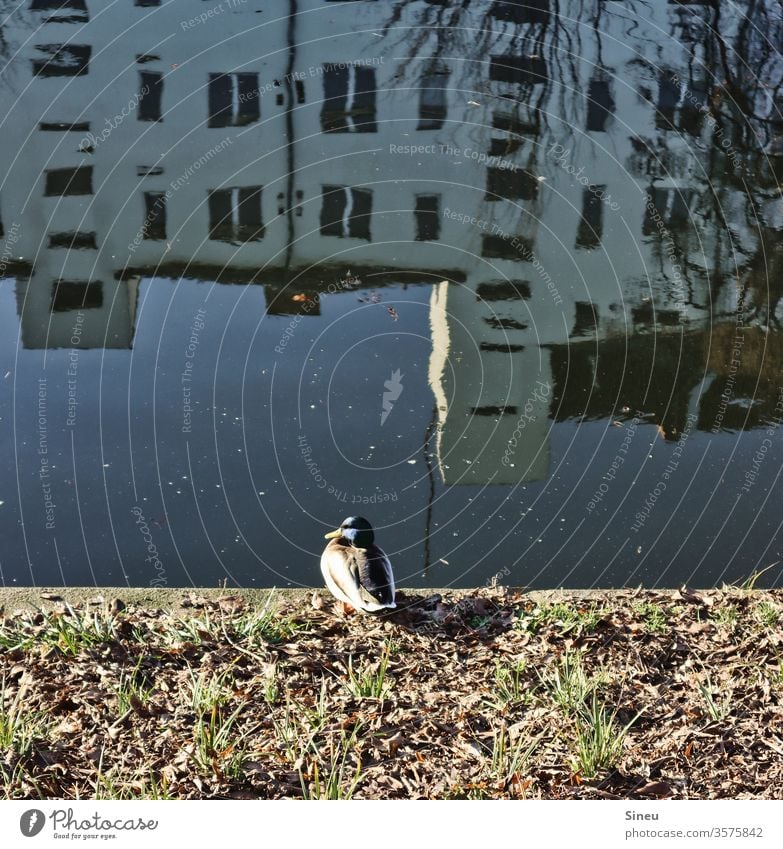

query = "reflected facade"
(1, 1), (782, 588)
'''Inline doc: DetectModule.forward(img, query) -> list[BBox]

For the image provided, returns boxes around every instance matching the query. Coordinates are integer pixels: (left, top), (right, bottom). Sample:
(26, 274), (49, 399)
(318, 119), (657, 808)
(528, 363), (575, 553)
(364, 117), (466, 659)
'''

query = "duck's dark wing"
(356, 545), (395, 606)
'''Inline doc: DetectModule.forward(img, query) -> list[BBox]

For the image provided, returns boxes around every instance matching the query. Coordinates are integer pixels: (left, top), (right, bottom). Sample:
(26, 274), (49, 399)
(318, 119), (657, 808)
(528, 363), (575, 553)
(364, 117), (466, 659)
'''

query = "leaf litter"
(0, 587), (781, 799)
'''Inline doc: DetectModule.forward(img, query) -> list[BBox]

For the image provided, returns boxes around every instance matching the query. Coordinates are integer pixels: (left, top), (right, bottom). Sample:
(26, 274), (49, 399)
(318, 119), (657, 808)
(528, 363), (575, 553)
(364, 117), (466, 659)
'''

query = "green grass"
(631, 601), (670, 634)
(0, 677), (51, 757)
(298, 724), (363, 800)
(712, 603), (740, 630)
(159, 593), (300, 649)
(486, 659), (532, 711)
(753, 601), (779, 629)
(93, 762), (174, 800)
(1, 606), (120, 656)
(187, 669), (249, 778)
(486, 722), (541, 788)
(340, 643), (392, 700)
(0, 761), (45, 800)
(698, 677), (732, 722)
(519, 601), (606, 637)
(262, 665), (279, 706)
(298, 679), (330, 737)
(231, 597), (301, 645)
(572, 694), (638, 779)
(272, 680), (330, 766)
(111, 658), (153, 715)
(0, 618), (33, 651)
(538, 650), (598, 716)
(272, 702), (308, 766)
(728, 566), (774, 593)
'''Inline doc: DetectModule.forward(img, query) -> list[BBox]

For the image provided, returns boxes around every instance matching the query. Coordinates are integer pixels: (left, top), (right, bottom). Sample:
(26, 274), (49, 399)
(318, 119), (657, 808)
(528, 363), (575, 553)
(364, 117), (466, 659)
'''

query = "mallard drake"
(320, 516), (396, 612)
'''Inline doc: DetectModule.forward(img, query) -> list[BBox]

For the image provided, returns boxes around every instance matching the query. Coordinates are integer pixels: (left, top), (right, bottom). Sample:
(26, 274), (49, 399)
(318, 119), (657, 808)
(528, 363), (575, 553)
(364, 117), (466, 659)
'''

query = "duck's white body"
(320, 518), (396, 613)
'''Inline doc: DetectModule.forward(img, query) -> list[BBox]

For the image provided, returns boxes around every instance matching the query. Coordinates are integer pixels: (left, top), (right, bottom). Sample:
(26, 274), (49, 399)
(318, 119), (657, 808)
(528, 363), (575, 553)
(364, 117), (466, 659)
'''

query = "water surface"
(1, 0), (783, 589)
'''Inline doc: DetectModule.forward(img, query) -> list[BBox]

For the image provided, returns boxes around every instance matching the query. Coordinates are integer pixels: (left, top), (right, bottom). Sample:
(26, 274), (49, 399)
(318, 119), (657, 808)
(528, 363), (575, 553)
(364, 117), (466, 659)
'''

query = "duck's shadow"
(374, 590), (518, 640)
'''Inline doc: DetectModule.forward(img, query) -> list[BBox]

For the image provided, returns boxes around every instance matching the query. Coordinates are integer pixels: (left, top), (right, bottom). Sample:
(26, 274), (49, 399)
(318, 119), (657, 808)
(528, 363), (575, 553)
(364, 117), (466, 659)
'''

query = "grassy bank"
(1, 585), (781, 799)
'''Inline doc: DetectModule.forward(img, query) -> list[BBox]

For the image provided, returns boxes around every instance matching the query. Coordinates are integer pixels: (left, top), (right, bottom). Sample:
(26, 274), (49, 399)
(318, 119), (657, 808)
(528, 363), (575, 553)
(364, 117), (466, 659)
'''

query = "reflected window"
(30, 0), (88, 21)
(471, 405), (518, 416)
(320, 185), (372, 240)
(575, 187), (604, 250)
(481, 234), (533, 260)
(45, 166), (92, 196)
(655, 70), (681, 130)
(415, 194), (440, 241)
(632, 302), (681, 327)
(678, 77), (708, 136)
(484, 316), (527, 330)
(480, 341), (524, 352)
(208, 74), (260, 128)
(417, 66), (449, 130)
(48, 231), (97, 249)
(30, 1), (87, 6)
(32, 44), (90, 77)
(208, 187), (264, 242)
(571, 301), (599, 337)
(489, 137), (522, 156)
(138, 72), (164, 122)
(476, 280), (531, 301)
(490, 54), (547, 86)
(489, 0), (549, 24)
(493, 111), (539, 137)
(486, 167), (538, 201)
(276, 189), (304, 217)
(137, 165), (164, 177)
(51, 280), (103, 312)
(321, 65), (377, 133)
(642, 187), (693, 236)
(586, 73), (615, 132)
(142, 192), (167, 240)
(39, 121), (90, 132)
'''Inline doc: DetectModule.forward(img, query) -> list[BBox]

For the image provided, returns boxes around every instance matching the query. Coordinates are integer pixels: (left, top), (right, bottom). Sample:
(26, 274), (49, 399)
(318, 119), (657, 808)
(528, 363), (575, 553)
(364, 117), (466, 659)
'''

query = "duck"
(320, 516), (396, 613)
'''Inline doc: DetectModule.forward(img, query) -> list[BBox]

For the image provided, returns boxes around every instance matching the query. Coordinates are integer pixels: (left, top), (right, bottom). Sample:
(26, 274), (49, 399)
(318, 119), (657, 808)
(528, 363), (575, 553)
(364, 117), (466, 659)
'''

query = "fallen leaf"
(635, 781), (673, 798)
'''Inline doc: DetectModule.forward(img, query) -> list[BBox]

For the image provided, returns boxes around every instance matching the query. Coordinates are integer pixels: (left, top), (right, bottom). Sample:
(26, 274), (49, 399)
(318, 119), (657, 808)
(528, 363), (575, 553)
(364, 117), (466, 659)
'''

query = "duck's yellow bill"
(324, 528), (342, 539)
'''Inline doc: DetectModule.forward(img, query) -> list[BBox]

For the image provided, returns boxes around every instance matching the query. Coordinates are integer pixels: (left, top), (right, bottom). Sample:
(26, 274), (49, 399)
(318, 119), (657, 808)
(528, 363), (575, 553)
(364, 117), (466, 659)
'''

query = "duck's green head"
(324, 516), (375, 548)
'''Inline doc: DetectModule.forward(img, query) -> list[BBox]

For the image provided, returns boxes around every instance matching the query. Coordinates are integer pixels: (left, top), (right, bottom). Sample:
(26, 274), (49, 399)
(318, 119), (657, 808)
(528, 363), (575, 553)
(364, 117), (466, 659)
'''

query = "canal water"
(1, 0), (782, 589)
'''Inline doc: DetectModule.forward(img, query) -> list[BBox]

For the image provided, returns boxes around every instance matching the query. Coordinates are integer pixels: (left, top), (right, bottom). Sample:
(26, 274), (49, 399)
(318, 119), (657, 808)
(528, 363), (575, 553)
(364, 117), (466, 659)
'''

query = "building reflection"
(1, 0), (782, 481)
